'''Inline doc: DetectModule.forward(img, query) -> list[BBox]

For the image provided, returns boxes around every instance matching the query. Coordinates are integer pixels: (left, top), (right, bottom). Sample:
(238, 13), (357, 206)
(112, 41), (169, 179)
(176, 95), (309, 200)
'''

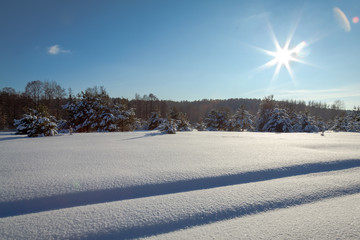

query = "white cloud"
(48, 45), (70, 55)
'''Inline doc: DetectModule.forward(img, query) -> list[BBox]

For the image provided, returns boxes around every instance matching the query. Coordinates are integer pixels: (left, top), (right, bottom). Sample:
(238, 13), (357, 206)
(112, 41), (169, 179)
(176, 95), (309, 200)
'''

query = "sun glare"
(275, 47), (292, 64)
(255, 23), (308, 85)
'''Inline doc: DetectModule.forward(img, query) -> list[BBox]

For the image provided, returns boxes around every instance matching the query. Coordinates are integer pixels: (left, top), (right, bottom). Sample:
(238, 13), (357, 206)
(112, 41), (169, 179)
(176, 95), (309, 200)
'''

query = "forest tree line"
(0, 80), (353, 131)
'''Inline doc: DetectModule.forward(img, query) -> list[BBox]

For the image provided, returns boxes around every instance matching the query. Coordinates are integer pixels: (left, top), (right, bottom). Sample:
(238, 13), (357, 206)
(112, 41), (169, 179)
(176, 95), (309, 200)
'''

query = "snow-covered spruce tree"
(63, 86), (111, 132)
(28, 115), (58, 137)
(158, 119), (176, 134)
(330, 110), (360, 132)
(14, 107), (58, 137)
(193, 122), (206, 131)
(147, 112), (163, 130)
(14, 111), (37, 135)
(204, 109), (229, 131)
(134, 118), (147, 130)
(229, 105), (254, 131)
(256, 95), (276, 132)
(346, 109), (360, 132)
(63, 86), (136, 132)
(118, 108), (136, 131)
(316, 117), (327, 132)
(262, 108), (293, 132)
(293, 112), (319, 133)
(330, 115), (348, 132)
(167, 108), (192, 131)
(56, 119), (69, 133)
(98, 104), (136, 132)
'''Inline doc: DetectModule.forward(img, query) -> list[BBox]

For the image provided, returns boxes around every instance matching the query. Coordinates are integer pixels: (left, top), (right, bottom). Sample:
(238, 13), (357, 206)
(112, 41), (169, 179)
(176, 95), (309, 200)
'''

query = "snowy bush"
(261, 108), (293, 132)
(134, 119), (147, 130)
(158, 119), (176, 134)
(147, 112), (163, 130)
(331, 110), (360, 132)
(229, 105), (254, 131)
(63, 87), (136, 132)
(176, 118), (192, 131)
(193, 122), (206, 131)
(14, 109), (58, 137)
(293, 113), (319, 133)
(256, 95), (276, 131)
(165, 108), (192, 131)
(28, 116), (58, 137)
(14, 113), (37, 135)
(57, 120), (69, 133)
(204, 109), (229, 131)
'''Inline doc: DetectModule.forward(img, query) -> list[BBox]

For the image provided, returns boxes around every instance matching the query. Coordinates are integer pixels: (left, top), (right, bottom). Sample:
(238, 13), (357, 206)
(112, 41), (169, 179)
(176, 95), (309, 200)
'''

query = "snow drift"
(0, 131), (359, 239)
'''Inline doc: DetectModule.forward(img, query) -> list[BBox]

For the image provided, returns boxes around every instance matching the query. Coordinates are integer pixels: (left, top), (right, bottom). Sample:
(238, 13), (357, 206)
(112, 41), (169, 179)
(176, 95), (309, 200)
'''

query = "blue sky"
(1, 0), (359, 108)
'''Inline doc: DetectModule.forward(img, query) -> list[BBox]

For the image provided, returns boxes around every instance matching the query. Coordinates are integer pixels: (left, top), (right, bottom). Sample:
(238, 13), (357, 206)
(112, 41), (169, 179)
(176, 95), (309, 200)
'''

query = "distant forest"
(0, 80), (349, 130)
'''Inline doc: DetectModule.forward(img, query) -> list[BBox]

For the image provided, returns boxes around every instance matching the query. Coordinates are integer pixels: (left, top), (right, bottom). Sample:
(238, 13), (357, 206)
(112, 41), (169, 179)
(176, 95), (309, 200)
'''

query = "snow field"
(145, 193), (360, 240)
(1, 131), (360, 239)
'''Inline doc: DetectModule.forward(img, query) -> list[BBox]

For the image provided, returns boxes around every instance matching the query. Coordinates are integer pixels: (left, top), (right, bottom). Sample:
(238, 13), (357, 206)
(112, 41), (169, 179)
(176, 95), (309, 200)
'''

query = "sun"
(264, 40), (306, 80)
(275, 48), (292, 64)
(255, 23), (308, 84)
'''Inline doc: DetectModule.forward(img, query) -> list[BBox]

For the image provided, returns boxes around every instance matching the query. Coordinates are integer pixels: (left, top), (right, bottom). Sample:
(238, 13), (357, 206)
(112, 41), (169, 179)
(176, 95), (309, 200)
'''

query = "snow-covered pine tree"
(158, 119), (176, 134)
(193, 122), (206, 131)
(117, 107), (136, 132)
(14, 107), (58, 137)
(330, 115), (347, 132)
(63, 86), (110, 132)
(331, 110), (360, 132)
(63, 86), (136, 132)
(147, 112), (163, 130)
(262, 108), (293, 132)
(293, 112), (319, 132)
(256, 95), (276, 132)
(346, 109), (360, 132)
(316, 117), (327, 132)
(134, 118), (147, 130)
(167, 108), (192, 131)
(27, 115), (58, 137)
(229, 105), (254, 131)
(56, 119), (69, 133)
(204, 109), (229, 131)
(14, 111), (37, 135)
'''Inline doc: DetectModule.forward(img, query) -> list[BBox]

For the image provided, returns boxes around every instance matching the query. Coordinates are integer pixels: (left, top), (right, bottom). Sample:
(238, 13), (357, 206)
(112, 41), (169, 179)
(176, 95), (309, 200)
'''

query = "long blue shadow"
(0, 135), (26, 142)
(87, 186), (360, 240)
(1, 159), (360, 218)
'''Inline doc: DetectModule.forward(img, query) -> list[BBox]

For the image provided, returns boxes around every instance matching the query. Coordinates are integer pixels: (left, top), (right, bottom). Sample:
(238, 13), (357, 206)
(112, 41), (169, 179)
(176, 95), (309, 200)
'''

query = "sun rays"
(254, 22), (308, 86)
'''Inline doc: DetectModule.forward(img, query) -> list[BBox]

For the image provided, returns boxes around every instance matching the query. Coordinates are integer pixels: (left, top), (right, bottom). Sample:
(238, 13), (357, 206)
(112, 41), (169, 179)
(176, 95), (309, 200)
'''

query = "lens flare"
(333, 7), (351, 32)
(294, 41), (311, 58)
(353, 16), (359, 24)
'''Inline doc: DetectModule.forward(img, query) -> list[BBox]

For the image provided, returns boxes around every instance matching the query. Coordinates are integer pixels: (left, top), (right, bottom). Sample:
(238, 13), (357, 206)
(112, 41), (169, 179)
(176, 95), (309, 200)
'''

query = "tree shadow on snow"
(123, 131), (166, 141)
(89, 187), (360, 239)
(0, 135), (27, 142)
(1, 159), (360, 220)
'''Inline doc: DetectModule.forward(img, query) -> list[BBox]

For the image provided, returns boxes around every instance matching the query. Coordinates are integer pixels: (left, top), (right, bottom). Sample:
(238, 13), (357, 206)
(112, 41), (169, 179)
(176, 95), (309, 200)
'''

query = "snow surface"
(1, 131), (360, 239)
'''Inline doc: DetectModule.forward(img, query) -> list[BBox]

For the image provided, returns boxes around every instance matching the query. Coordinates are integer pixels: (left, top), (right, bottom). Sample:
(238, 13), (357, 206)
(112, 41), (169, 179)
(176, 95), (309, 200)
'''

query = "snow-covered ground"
(1, 131), (360, 239)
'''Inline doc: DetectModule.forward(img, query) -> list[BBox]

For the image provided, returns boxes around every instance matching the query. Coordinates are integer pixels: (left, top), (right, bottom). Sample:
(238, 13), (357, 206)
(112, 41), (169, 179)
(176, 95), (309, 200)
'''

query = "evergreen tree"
(262, 108), (293, 132)
(229, 105), (254, 131)
(167, 107), (192, 131)
(256, 95), (276, 131)
(158, 119), (176, 134)
(147, 112), (163, 130)
(14, 107), (58, 137)
(293, 112), (320, 132)
(330, 110), (360, 132)
(193, 122), (206, 131)
(204, 109), (229, 131)
(63, 86), (136, 132)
